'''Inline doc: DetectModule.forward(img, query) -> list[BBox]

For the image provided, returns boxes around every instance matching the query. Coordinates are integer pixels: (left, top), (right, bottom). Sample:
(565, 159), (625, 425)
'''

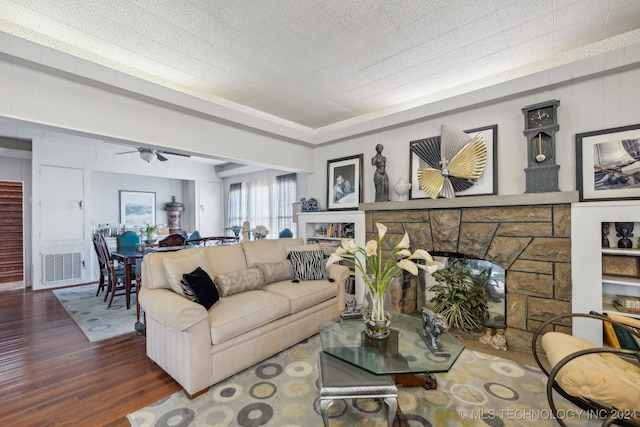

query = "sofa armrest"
(138, 287), (208, 332)
(327, 264), (350, 309)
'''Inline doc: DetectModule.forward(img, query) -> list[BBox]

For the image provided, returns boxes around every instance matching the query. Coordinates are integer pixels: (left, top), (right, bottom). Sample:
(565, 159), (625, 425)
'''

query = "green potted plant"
(143, 224), (159, 244)
(429, 257), (489, 332)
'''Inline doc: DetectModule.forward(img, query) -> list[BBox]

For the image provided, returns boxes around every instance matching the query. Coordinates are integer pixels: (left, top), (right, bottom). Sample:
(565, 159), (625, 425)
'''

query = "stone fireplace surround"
(359, 191), (578, 353)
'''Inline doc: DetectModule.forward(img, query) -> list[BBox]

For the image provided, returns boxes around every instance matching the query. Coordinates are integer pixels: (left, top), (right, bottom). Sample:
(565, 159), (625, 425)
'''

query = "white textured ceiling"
(2, 0), (640, 131)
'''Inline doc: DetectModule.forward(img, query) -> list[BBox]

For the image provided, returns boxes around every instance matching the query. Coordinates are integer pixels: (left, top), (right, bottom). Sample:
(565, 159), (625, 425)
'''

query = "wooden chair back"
(159, 233), (187, 247)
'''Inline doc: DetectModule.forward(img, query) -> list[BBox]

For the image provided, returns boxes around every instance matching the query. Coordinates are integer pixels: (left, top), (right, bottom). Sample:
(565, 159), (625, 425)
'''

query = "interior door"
(198, 181), (223, 236)
(39, 166), (84, 241)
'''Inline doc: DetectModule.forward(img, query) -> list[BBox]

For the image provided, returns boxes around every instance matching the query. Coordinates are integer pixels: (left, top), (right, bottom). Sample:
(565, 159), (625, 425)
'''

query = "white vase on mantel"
(393, 179), (411, 201)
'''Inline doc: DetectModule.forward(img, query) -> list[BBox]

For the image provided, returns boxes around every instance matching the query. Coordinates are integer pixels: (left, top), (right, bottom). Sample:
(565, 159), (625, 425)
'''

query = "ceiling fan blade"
(157, 150), (190, 158)
(115, 150), (139, 155)
(156, 152), (168, 161)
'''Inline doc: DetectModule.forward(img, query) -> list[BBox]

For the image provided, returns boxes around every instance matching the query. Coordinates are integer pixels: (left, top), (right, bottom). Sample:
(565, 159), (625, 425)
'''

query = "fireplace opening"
(420, 256), (506, 329)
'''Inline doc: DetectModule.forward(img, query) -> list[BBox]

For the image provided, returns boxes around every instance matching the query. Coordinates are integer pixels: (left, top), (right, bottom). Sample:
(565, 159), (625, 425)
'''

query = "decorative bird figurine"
(412, 125), (487, 199)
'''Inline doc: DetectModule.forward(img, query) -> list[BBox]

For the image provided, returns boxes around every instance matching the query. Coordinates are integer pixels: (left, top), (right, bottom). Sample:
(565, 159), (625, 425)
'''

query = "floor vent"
(43, 253), (82, 284)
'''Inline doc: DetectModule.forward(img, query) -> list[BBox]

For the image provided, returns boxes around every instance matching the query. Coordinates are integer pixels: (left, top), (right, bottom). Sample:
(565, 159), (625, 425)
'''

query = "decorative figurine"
(372, 144), (389, 202)
(300, 197), (318, 212)
(392, 178), (411, 201)
(479, 328), (493, 345)
(491, 328), (507, 351)
(602, 222), (610, 248)
(418, 307), (450, 357)
(615, 222), (634, 248)
(241, 221), (251, 241)
(340, 294), (363, 320)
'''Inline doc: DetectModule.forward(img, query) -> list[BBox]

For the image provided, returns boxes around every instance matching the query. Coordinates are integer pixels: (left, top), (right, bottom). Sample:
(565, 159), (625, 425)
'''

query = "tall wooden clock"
(521, 99), (560, 193)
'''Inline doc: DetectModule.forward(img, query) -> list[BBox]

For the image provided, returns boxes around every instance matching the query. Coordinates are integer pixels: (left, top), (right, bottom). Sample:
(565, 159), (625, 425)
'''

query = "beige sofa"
(139, 237), (349, 397)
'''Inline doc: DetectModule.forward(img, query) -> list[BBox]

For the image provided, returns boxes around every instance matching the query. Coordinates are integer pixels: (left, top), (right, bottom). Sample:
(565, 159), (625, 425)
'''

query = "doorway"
(0, 180), (24, 289)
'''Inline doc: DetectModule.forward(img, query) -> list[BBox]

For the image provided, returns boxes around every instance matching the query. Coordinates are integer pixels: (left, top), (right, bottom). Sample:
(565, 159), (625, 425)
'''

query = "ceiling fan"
(116, 147), (191, 162)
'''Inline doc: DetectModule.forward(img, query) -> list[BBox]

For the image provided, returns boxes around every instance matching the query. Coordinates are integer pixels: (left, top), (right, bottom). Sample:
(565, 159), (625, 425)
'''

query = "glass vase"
(363, 279), (392, 339)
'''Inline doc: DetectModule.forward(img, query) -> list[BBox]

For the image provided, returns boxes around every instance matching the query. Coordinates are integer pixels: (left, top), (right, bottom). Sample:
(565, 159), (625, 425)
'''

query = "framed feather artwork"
(409, 125), (498, 200)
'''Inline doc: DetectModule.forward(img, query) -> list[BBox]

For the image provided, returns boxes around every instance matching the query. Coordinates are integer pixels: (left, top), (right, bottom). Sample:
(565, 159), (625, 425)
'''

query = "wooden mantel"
(359, 191), (579, 211)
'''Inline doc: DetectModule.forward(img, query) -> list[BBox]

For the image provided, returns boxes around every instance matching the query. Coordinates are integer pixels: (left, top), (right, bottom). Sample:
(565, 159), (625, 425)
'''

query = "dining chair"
(92, 233), (109, 296)
(159, 233), (187, 247)
(96, 234), (135, 308)
(116, 230), (140, 249)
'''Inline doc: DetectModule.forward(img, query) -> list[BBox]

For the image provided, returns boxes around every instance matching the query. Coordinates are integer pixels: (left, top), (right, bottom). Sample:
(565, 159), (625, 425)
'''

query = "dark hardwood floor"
(0, 287), (181, 427)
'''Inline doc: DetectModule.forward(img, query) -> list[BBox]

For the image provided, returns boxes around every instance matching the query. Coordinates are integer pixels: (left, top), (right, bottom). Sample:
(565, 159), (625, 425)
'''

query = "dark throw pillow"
(288, 249), (330, 282)
(181, 267), (219, 310)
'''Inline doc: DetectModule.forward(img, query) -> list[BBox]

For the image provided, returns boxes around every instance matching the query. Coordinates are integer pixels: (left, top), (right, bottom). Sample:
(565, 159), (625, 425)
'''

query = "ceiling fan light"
(140, 150), (155, 162)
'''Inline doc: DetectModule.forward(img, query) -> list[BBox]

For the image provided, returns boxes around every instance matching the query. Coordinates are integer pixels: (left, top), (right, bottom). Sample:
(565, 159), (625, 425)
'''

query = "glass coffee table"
(319, 312), (465, 426)
(320, 311), (464, 377)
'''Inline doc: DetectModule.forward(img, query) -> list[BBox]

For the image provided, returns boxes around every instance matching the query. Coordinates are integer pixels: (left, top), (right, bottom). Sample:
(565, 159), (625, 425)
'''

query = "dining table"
(111, 245), (186, 335)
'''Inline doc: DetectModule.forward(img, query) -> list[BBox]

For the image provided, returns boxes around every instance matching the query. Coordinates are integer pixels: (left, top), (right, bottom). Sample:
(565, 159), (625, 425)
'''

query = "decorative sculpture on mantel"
(418, 307), (450, 357)
(300, 197), (318, 212)
(413, 125), (487, 199)
(372, 144), (389, 202)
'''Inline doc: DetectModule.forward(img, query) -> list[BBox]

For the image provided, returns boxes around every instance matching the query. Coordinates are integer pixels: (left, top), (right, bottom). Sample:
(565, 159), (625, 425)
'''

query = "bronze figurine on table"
(418, 308), (451, 357)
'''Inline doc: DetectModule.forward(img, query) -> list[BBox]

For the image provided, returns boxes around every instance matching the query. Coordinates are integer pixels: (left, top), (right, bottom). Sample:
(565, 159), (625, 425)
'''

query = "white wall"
(304, 65), (640, 208)
(0, 34), (315, 174)
(30, 138), (222, 289)
(90, 171), (190, 231)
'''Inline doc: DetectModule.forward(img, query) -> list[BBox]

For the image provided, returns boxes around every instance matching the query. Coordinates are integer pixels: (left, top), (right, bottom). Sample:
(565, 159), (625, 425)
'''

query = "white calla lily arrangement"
(327, 222), (439, 325)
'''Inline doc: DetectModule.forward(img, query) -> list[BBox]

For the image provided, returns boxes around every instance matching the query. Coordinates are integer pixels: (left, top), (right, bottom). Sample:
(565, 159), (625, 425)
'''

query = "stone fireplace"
(360, 192), (577, 352)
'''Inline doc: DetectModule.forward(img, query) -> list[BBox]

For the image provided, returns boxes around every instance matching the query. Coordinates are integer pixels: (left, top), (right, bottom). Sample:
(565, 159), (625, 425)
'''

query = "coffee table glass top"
(319, 312), (464, 376)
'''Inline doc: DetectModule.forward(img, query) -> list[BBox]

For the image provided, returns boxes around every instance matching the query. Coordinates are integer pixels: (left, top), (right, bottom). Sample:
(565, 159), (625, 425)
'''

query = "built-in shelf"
(573, 202), (640, 346)
(297, 211), (365, 304)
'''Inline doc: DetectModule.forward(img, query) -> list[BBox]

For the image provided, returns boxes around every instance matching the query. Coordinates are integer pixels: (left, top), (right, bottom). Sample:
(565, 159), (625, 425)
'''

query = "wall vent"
(43, 253), (82, 284)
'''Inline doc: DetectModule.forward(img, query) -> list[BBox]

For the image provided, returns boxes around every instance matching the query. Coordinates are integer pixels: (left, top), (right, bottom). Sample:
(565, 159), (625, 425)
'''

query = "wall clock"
(521, 100), (560, 193)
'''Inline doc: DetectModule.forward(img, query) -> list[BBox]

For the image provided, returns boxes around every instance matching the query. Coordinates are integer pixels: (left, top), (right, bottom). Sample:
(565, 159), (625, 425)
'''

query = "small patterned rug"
(52, 284), (138, 342)
(127, 334), (600, 427)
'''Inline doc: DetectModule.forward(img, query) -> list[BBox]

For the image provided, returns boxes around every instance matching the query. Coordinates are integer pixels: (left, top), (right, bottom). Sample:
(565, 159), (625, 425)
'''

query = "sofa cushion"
(262, 279), (338, 314)
(255, 260), (293, 285)
(181, 267), (219, 310)
(207, 290), (290, 344)
(215, 268), (265, 297)
(202, 243), (248, 276)
(242, 238), (304, 266)
(162, 251), (211, 296)
(289, 249), (328, 281)
(542, 331), (640, 412)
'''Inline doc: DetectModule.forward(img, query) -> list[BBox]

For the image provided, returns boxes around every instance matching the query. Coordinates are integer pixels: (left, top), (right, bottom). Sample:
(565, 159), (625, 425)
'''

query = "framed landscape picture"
(576, 123), (640, 202)
(327, 154), (363, 210)
(120, 190), (156, 228)
(409, 124), (497, 199)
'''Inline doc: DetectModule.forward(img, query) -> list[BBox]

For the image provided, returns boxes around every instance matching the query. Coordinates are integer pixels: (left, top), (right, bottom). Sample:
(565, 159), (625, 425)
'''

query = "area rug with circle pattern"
(52, 284), (138, 342)
(127, 334), (601, 427)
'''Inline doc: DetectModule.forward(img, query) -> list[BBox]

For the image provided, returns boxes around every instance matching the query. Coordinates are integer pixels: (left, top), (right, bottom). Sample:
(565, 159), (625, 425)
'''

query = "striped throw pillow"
(288, 249), (329, 282)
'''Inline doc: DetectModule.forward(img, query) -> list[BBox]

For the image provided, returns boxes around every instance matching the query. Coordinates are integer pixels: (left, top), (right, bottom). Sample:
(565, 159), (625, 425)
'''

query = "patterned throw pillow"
(181, 267), (219, 310)
(288, 250), (329, 282)
(214, 268), (265, 297)
(254, 260), (293, 285)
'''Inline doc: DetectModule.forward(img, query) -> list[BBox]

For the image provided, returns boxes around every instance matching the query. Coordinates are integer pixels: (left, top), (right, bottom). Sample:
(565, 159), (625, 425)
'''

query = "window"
(276, 173), (296, 233)
(227, 173), (297, 238)
(227, 183), (244, 229)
